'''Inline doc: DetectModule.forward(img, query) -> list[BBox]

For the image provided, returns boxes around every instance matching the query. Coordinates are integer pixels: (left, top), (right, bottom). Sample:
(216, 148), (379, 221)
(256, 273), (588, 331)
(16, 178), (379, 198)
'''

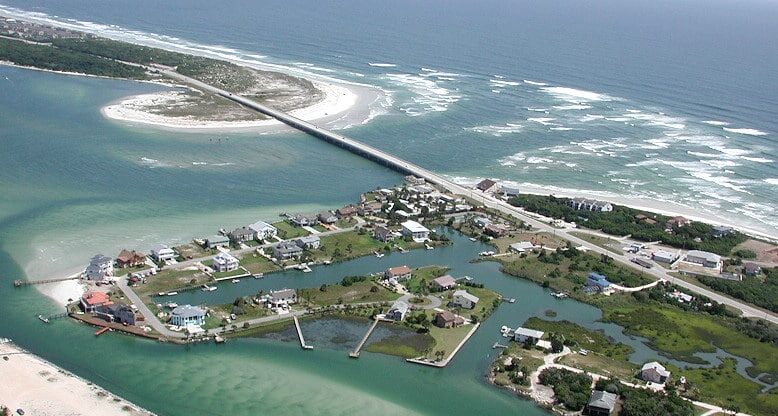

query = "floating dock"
(350, 318), (380, 358)
(293, 316), (313, 350)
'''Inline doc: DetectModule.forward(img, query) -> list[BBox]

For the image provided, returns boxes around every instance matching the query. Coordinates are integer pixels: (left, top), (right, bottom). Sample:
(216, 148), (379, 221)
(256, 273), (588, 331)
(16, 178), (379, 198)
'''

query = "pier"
(350, 318), (381, 358)
(293, 316), (313, 350)
(14, 276), (79, 287)
(407, 323), (481, 368)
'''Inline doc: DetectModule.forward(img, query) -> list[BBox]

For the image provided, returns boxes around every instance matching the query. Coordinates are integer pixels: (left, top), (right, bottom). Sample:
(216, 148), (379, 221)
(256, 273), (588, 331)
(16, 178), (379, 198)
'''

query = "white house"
(169, 305), (205, 327)
(401, 220), (430, 242)
(640, 362), (670, 384)
(150, 244), (175, 262)
(451, 290), (479, 309)
(652, 250), (678, 264)
(386, 300), (410, 321)
(84, 254), (114, 281)
(685, 250), (721, 269)
(514, 327), (545, 345)
(212, 252), (239, 272)
(569, 198), (613, 212)
(509, 241), (535, 254)
(472, 216), (492, 228)
(205, 235), (230, 249)
(295, 235), (321, 250)
(248, 220), (278, 241)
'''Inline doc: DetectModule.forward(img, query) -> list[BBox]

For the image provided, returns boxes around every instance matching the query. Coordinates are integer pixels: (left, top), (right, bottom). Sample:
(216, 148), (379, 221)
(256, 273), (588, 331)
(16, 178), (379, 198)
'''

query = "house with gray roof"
(272, 241), (303, 260)
(205, 235), (229, 249)
(248, 220), (277, 241)
(432, 274), (457, 291)
(84, 254), (114, 280)
(386, 300), (410, 321)
(685, 250), (721, 269)
(228, 227), (256, 243)
(640, 361), (670, 384)
(318, 211), (338, 224)
(295, 235), (321, 250)
(514, 327), (544, 345)
(586, 390), (617, 416)
(451, 290), (479, 309)
(150, 244), (176, 261)
(169, 305), (205, 327)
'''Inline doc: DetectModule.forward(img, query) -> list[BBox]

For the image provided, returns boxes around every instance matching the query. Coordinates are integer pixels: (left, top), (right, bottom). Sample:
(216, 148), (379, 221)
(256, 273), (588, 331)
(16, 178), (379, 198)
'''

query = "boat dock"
(293, 316), (313, 350)
(94, 326), (112, 336)
(14, 276), (79, 287)
(350, 318), (381, 358)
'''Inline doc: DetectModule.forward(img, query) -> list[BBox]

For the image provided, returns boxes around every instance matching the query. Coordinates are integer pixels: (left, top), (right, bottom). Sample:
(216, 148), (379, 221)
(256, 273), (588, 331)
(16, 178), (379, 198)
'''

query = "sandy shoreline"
(0, 341), (155, 416)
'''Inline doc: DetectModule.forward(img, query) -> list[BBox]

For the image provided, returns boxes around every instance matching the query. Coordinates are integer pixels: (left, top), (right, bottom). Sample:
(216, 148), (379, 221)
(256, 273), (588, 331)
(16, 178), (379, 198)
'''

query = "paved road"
(149, 65), (778, 324)
(116, 276), (184, 338)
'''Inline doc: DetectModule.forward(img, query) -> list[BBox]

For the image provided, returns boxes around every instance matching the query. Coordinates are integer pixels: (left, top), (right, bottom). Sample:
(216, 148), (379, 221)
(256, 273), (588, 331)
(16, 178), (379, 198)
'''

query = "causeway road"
(154, 67), (778, 325)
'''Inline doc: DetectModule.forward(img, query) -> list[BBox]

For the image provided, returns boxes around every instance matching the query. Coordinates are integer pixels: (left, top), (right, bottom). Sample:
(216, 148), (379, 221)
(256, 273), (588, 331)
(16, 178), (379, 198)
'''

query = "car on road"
(16, 409), (25, 415)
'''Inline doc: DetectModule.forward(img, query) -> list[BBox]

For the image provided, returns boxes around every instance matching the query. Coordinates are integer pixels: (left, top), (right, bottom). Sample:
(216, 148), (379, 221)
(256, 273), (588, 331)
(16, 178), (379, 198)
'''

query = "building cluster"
(568, 197), (614, 213)
(1, 17), (88, 41)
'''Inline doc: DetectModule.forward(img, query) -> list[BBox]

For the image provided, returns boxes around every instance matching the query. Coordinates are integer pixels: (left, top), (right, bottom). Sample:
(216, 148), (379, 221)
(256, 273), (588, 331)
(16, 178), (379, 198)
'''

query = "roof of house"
(318, 211), (337, 219)
(206, 235), (229, 243)
(116, 249), (144, 263)
(270, 288), (296, 300)
(170, 305), (205, 319)
(436, 310), (463, 323)
(213, 252), (238, 264)
(485, 223), (508, 232)
(514, 327), (545, 339)
(248, 220), (276, 232)
(82, 291), (111, 306)
(476, 179), (497, 191)
(453, 290), (479, 303)
(653, 250), (677, 258)
(389, 300), (410, 314)
(151, 244), (172, 253)
(744, 263), (762, 273)
(510, 241), (535, 251)
(641, 361), (670, 377)
(401, 220), (429, 233)
(274, 241), (303, 253)
(230, 227), (255, 237)
(433, 274), (457, 287)
(386, 265), (412, 276)
(296, 235), (321, 244)
(686, 250), (721, 263)
(588, 390), (617, 411)
(588, 272), (608, 281)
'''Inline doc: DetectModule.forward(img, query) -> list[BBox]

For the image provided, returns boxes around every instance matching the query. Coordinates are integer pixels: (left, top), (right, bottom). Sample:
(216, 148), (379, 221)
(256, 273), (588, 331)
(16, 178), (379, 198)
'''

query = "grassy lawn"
(670, 359), (778, 416)
(133, 268), (211, 299)
(492, 346), (546, 390)
(314, 230), (385, 261)
(272, 221), (310, 239)
(174, 243), (213, 260)
(364, 322), (435, 358)
(299, 280), (400, 306)
(204, 302), (272, 329)
(238, 253), (280, 274)
(595, 294), (778, 377)
(523, 317), (633, 361)
(569, 231), (624, 254)
(425, 323), (476, 360)
(559, 352), (638, 380)
(211, 268), (248, 279)
(405, 265), (449, 294)
(335, 218), (357, 228)
(312, 224), (327, 232)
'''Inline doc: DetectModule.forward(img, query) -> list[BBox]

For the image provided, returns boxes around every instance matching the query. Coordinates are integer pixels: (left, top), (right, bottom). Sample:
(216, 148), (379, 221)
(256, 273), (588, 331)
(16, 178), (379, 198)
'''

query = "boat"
(166, 302), (178, 309)
(374, 251), (384, 258)
(166, 291), (178, 296)
(214, 335), (225, 344)
(201, 284), (217, 292)
(37, 314), (49, 324)
(469, 237), (477, 242)
(323, 260), (332, 265)
(253, 273), (264, 279)
(508, 298), (516, 303)
(231, 279), (240, 284)
(464, 276), (473, 281)
(425, 244), (434, 250)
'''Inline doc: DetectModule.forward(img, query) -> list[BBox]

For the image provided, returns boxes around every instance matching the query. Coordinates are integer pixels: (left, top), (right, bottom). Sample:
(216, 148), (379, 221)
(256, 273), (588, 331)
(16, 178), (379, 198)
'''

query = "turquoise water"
(1, 0), (778, 414)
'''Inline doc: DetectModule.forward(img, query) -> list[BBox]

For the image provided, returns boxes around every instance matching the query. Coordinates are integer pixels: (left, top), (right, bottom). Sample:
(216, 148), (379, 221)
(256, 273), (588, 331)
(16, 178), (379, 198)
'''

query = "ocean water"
(1, 0), (777, 414)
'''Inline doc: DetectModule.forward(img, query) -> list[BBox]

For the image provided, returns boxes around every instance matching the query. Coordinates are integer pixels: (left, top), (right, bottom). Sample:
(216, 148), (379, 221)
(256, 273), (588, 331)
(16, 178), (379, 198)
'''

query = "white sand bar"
(0, 341), (154, 416)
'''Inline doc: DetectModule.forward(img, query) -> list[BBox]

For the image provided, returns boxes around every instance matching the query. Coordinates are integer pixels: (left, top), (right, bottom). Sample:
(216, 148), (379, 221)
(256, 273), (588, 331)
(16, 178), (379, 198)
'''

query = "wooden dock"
(293, 316), (313, 350)
(350, 318), (380, 358)
(14, 276), (79, 287)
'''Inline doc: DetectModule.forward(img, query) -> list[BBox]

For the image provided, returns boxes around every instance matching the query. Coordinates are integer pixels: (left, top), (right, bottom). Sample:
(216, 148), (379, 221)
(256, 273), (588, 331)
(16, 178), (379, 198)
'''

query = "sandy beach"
(0, 341), (154, 416)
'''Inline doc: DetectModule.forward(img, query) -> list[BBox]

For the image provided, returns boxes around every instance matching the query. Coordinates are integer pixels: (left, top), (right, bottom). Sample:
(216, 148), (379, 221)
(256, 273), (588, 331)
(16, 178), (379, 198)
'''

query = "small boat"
(37, 314), (49, 324)
(232, 279), (240, 284)
(374, 251), (384, 258)
(425, 244), (434, 250)
(253, 273), (264, 279)
(508, 298), (516, 303)
(469, 237), (477, 242)
(166, 302), (178, 309)
(166, 291), (178, 296)
(464, 276), (473, 281)
(323, 260), (332, 265)
(201, 284), (217, 292)
(214, 335), (225, 344)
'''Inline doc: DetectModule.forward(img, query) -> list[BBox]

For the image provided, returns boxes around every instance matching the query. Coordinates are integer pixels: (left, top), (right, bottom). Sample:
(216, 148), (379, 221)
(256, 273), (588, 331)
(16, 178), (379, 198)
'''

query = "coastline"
(450, 176), (778, 243)
(0, 340), (155, 416)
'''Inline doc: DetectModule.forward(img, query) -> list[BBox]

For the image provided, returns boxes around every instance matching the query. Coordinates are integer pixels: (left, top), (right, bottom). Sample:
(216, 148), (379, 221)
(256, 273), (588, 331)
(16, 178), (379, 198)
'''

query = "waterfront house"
(205, 235), (230, 249)
(451, 290), (479, 309)
(509, 241), (535, 254)
(432, 274), (457, 291)
(295, 235), (321, 250)
(337, 205), (358, 218)
(272, 241), (303, 260)
(401, 220), (430, 242)
(568, 198), (613, 212)
(640, 361), (670, 384)
(150, 244), (176, 261)
(712, 225), (735, 238)
(501, 187), (520, 197)
(228, 227), (256, 244)
(513, 327), (544, 345)
(586, 272), (611, 291)
(484, 223), (509, 238)
(248, 220), (278, 241)
(685, 250), (721, 269)
(358, 201), (383, 216)
(475, 179), (500, 194)
(472, 216), (492, 228)
(434, 310), (465, 328)
(80, 291), (111, 312)
(652, 250), (678, 264)
(268, 288), (297, 305)
(116, 249), (146, 268)
(318, 211), (338, 224)
(212, 252), (239, 272)
(386, 300), (410, 321)
(586, 390), (617, 416)
(291, 214), (318, 227)
(666, 216), (691, 229)
(169, 305), (205, 327)
(84, 254), (114, 281)
(95, 303), (137, 326)
(384, 265), (412, 282)
(373, 226), (395, 242)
